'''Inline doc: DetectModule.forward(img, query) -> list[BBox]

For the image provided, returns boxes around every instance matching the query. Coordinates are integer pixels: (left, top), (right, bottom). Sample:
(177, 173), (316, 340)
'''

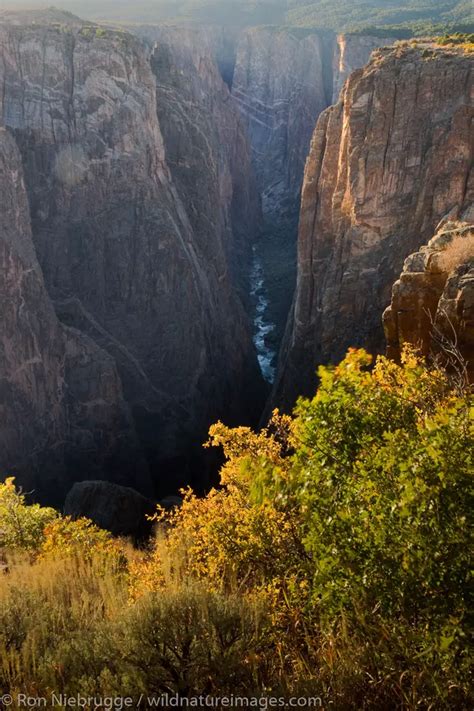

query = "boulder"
(64, 481), (157, 539)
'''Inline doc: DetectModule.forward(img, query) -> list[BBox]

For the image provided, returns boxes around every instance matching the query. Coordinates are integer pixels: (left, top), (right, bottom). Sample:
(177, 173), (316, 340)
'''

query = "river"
(250, 244), (277, 384)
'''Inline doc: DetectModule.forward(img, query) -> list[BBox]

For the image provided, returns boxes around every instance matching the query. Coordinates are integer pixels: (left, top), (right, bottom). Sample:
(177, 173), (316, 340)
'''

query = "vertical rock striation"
(0, 126), (150, 505)
(332, 33), (394, 102)
(274, 44), (473, 408)
(232, 27), (328, 223)
(149, 25), (261, 299)
(134, 23), (239, 88)
(0, 14), (263, 496)
(231, 28), (394, 224)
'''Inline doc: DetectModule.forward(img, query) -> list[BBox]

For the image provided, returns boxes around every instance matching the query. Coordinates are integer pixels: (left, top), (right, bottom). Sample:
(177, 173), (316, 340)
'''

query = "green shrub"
(264, 348), (472, 705)
(289, 349), (471, 624)
(119, 587), (268, 694)
(40, 515), (127, 572)
(0, 477), (57, 551)
(128, 347), (472, 706)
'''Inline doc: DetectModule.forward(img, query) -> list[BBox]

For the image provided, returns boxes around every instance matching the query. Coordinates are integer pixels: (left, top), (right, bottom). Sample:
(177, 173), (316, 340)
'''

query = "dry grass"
(0, 549), (276, 698)
(0, 524), (471, 706)
(0, 553), (125, 695)
(437, 235), (474, 272)
(433, 34), (474, 53)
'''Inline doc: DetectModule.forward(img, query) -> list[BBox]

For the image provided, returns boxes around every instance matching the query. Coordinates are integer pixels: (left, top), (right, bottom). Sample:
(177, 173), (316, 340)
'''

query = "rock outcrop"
(64, 480), (156, 539)
(383, 221), (474, 380)
(0, 14), (264, 497)
(0, 126), (150, 506)
(274, 44), (473, 408)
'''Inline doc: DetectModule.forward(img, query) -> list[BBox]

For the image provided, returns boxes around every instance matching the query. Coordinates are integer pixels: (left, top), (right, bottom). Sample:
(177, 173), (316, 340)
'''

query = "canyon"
(231, 29), (391, 364)
(0, 9), (472, 510)
(133, 24), (393, 368)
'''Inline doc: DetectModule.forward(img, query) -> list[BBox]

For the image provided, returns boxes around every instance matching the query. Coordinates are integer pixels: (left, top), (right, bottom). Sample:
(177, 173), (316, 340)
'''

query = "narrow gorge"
(0, 8), (472, 508)
(135, 23), (394, 380)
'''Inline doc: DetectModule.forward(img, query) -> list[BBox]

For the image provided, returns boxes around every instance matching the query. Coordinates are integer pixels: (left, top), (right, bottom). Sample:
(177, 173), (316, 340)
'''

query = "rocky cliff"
(0, 127), (150, 505)
(232, 28), (328, 222)
(231, 29), (394, 223)
(134, 23), (238, 88)
(0, 14), (263, 497)
(231, 28), (394, 366)
(149, 25), (261, 299)
(274, 43), (473, 408)
(384, 221), (474, 381)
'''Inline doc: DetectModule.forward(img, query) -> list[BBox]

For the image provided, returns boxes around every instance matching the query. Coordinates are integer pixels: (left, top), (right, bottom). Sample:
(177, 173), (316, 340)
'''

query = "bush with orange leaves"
(129, 411), (312, 628)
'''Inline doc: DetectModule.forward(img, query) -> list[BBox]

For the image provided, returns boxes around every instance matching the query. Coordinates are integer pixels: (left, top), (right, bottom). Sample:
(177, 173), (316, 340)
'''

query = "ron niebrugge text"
(2, 693), (324, 709)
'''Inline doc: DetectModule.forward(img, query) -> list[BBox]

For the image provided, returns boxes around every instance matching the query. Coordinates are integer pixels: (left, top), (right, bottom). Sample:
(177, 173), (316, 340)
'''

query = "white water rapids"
(250, 244), (277, 384)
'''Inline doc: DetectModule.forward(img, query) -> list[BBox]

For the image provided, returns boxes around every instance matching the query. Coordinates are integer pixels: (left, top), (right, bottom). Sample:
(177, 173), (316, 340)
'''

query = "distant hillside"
(2, 1), (473, 34)
(287, 0), (474, 34)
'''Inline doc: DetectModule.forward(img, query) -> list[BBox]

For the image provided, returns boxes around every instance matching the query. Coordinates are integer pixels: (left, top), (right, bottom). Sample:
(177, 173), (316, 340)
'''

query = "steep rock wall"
(231, 29), (394, 221)
(0, 17), (263, 495)
(132, 25), (396, 384)
(134, 23), (238, 87)
(274, 44), (473, 408)
(332, 33), (394, 102)
(149, 25), (261, 300)
(232, 28), (328, 221)
(231, 28), (394, 367)
(0, 127), (150, 505)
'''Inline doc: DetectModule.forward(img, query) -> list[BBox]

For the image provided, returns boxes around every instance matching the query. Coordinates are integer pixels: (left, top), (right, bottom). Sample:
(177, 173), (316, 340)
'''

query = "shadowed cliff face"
(0, 127), (151, 505)
(134, 23), (239, 88)
(232, 28), (328, 222)
(230, 28), (393, 370)
(231, 29), (395, 226)
(0, 18), (264, 497)
(273, 44), (473, 409)
(149, 26), (262, 300)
